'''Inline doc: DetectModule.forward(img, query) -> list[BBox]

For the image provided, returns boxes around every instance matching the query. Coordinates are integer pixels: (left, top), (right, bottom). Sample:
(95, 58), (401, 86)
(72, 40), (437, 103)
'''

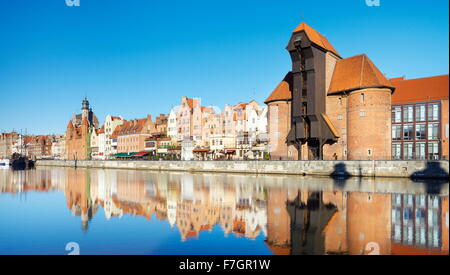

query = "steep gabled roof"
(264, 72), (293, 104)
(293, 22), (340, 57)
(110, 123), (124, 139)
(328, 54), (394, 95)
(391, 75), (449, 104)
(186, 97), (194, 109)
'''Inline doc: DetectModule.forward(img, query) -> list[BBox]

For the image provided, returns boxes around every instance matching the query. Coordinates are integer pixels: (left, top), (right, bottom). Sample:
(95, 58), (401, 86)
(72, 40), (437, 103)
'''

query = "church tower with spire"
(65, 98), (99, 160)
(82, 97), (90, 122)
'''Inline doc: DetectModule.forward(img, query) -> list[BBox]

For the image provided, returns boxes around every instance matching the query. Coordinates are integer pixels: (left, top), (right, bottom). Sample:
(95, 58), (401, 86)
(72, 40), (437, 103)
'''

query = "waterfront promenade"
(36, 160), (449, 179)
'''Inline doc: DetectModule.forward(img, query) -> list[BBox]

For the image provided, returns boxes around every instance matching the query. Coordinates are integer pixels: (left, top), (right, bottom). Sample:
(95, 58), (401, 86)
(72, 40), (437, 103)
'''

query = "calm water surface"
(0, 167), (448, 255)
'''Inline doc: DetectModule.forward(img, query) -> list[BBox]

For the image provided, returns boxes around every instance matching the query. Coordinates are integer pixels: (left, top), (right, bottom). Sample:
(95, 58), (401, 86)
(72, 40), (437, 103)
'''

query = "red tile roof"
(23, 136), (34, 144)
(328, 54), (394, 95)
(116, 117), (153, 136)
(264, 72), (293, 104)
(97, 125), (105, 134)
(187, 98), (194, 109)
(391, 75), (449, 104)
(110, 123), (124, 139)
(293, 22), (340, 57)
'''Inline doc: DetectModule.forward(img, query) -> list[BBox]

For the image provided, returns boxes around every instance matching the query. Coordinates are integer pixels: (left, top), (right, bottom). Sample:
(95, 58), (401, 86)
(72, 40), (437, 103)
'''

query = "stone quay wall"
(35, 160), (449, 179)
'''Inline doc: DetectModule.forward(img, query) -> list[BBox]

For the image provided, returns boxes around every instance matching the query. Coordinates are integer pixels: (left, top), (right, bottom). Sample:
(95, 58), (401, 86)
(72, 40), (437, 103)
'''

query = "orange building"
(65, 98), (99, 160)
(65, 169), (98, 231)
(265, 187), (293, 255)
(116, 115), (156, 154)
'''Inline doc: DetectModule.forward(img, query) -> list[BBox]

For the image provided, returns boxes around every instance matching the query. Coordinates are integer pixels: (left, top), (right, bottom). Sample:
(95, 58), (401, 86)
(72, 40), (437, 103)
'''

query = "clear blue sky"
(0, 0), (448, 135)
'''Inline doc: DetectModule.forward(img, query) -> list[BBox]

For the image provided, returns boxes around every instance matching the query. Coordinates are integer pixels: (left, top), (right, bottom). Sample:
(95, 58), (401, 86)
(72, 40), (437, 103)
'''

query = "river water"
(0, 167), (448, 255)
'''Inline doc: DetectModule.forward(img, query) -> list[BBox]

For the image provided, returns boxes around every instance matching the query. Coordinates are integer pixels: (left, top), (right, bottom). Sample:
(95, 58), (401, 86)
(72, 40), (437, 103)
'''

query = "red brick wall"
(66, 124), (88, 160)
(267, 101), (298, 160)
(324, 95), (348, 160)
(347, 88), (392, 160)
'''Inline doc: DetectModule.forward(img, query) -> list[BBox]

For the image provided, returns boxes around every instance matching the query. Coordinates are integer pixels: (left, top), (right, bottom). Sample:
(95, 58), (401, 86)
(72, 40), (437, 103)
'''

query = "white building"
(97, 128), (106, 160)
(90, 128), (100, 160)
(104, 115), (124, 159)
(168, 106), (179, 140)
(51, 135), (66, 159)
(181, 139), (195, 161)
(91, 127), (106, 160)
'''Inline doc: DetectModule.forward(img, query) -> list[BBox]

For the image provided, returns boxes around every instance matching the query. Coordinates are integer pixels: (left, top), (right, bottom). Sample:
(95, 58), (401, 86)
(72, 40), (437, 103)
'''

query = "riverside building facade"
(390, 75), (449, 160)
(265, 22), (448, 161)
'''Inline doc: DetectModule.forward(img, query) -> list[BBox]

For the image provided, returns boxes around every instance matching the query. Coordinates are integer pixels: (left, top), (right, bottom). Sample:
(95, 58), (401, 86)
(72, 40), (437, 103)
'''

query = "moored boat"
(9, 153), (35, 170)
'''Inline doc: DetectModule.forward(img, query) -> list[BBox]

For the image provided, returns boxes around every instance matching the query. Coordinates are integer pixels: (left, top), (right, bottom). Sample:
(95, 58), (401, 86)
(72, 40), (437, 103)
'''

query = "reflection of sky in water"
(0, 168), (448, 255)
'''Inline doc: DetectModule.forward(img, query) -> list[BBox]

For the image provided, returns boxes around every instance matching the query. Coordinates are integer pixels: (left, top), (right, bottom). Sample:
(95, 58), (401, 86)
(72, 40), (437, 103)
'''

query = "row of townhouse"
(168, 96), (268, 160)
(65, 98), (170, 160)
(0, 132), (65, 160)
(62, 95), (268, 161)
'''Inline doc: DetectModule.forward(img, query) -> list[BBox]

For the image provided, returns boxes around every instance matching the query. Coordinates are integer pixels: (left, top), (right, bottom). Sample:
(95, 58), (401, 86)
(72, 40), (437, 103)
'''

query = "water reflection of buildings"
(0, 168), (448, 255)
(266, 189), (449, 255)
(0, 169), (64, 194)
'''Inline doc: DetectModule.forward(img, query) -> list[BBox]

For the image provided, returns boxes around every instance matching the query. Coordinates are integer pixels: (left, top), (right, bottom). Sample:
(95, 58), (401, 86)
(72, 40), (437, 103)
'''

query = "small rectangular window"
(403, 106), (414, 122)
(360, 93), (365, 102)
(428, 123), (439, 140)
(428, 142), (439, 160)
(403, 124), (414, 140)
(428, 103), (440, 121)
(403, 143), (414, 160)
(416, 124), (426, 140)
(415, 143), (426, 160)
(392, 143), (402, 160)
(392, 125), (402, 141)
(392, 106), (402, 123)
(415, 105), (426, 121)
